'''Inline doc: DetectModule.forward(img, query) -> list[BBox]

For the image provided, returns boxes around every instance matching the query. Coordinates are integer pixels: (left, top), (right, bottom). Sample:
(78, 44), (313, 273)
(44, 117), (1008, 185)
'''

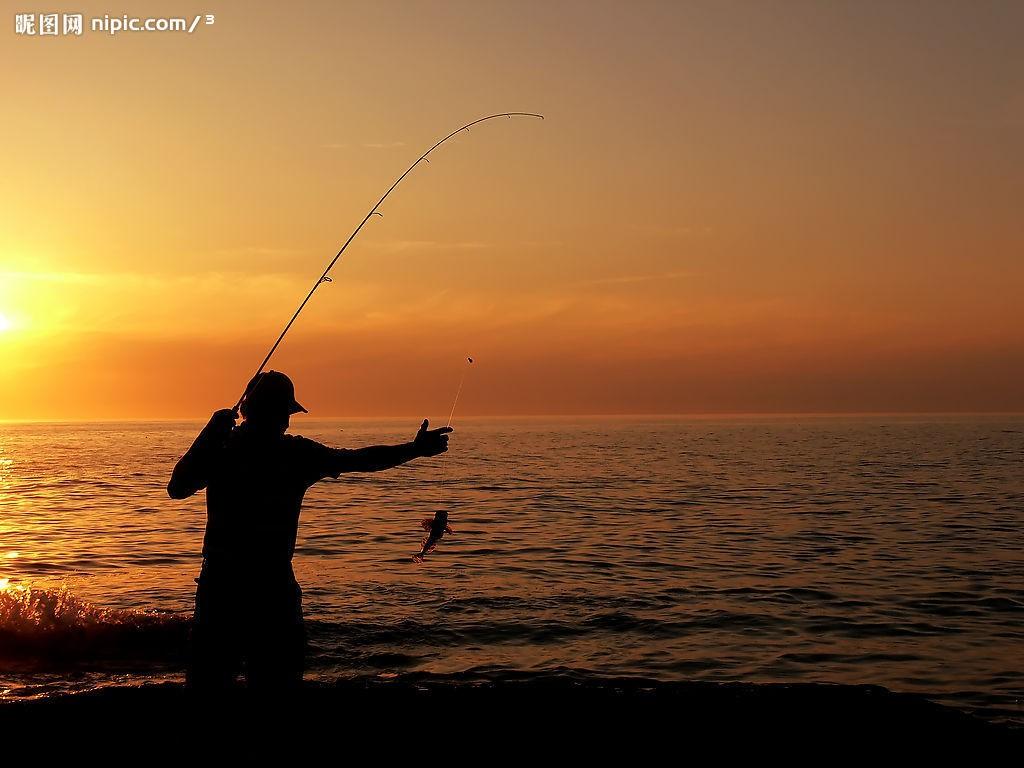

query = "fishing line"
(235, 113), (543, 410)
(414, 355), (473, 563)
(439, 356), (474, 490)
(446, 356), (474, 430)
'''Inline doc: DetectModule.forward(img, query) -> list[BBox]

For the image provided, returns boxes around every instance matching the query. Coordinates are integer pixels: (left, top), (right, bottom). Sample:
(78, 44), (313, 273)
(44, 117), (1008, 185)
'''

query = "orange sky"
(1, 1), (1022, 419)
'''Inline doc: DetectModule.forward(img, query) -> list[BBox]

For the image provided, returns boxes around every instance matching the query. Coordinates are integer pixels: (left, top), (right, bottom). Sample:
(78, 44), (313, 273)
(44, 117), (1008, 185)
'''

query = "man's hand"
(168, 408), (236, 499)
(414, 419), (452, 457)
(207, 408), (238, 439)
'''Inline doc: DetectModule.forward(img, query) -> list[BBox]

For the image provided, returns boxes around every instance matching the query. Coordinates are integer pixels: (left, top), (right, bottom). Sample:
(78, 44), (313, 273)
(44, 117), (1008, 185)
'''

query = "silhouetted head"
(239, 370), (307, 434)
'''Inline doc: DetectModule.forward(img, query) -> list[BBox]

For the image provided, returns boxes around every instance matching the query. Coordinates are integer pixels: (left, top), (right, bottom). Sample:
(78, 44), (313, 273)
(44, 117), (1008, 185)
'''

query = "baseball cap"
(242, 370), (307, 416)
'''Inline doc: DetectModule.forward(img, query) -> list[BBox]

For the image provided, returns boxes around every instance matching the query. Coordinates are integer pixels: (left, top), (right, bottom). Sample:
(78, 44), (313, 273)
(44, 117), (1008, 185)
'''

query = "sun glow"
(0, 313), (12, 333)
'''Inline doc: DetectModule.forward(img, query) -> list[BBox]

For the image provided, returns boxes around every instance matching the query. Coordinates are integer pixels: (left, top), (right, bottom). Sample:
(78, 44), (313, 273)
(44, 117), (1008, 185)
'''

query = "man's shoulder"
(282, 433), (333, 453)
(282, 433), (344, 482)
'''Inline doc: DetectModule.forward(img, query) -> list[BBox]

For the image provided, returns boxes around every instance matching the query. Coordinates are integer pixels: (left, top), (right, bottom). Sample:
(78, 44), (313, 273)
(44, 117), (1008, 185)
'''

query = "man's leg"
(187, 579), (242, 690)
(245, 581), (305, 690)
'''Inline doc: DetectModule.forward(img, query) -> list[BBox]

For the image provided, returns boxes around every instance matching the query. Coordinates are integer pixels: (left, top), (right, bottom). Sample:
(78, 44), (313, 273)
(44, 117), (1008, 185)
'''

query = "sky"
(1, 0), (1022, 419)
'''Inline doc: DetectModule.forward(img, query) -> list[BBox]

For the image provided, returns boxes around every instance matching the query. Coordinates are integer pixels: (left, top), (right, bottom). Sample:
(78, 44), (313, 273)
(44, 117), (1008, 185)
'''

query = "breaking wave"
(0, 584), (189, 668)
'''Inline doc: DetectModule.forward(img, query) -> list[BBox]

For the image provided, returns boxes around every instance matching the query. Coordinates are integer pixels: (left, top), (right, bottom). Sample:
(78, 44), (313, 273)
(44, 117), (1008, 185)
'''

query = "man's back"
(203, 424), (338, 577)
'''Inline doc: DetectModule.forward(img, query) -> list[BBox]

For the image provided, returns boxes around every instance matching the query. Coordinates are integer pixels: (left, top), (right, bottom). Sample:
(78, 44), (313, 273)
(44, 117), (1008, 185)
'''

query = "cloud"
(323, 141), (407, 150)
(0, 270), (106, 285)
(583, 270), (691, 286)
(630, 225), (713, 237)
(361, 239), (563, 253)
(361, 240), (492, 254)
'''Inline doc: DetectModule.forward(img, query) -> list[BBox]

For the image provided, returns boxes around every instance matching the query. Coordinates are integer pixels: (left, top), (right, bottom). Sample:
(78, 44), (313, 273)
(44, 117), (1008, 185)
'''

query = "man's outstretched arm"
(167, 408), (236, 499)
(332, 419), (452, 474)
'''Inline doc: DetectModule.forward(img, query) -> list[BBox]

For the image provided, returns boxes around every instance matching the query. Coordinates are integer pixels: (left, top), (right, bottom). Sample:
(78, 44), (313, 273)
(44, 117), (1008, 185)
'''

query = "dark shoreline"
(3, 675), (1020, 747)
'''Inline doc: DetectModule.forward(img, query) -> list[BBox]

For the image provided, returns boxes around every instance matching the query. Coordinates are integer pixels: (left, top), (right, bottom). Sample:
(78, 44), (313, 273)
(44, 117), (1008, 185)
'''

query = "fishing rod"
(235, 112), (543, 410)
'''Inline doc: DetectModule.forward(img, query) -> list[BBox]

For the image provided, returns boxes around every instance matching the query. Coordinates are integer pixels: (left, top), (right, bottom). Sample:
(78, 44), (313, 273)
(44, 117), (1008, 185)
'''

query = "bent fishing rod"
(235, 112), (544, 410)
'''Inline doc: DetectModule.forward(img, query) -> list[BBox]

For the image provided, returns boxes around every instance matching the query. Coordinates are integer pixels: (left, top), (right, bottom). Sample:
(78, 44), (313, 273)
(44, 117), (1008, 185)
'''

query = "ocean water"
(0, 416), (1022, 722)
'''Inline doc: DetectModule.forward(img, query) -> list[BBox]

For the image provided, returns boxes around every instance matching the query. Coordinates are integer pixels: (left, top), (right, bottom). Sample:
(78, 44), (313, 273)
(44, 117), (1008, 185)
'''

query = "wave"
(0, 587), (638, 669)
(0, 582), (992, 670)
(0, 584), (188, 668)
(2, 584), (1022, 729)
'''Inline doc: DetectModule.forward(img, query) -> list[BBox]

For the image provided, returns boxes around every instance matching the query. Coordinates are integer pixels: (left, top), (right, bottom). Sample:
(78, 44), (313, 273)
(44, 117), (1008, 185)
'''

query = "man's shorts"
(187, 570), (305, 690)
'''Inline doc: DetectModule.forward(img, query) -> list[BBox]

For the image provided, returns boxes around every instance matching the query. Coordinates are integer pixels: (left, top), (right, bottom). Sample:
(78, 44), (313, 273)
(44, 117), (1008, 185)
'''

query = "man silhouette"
(167, 370), (451, 690)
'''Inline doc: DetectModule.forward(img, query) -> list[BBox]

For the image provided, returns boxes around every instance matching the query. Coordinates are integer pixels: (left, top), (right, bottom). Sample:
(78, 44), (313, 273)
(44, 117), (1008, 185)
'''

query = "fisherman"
(167, 370), (452, 690)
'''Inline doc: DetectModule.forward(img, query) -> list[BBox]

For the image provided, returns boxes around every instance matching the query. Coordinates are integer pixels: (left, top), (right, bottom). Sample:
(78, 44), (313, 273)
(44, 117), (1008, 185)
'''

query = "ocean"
(0, 416), (1021, 723)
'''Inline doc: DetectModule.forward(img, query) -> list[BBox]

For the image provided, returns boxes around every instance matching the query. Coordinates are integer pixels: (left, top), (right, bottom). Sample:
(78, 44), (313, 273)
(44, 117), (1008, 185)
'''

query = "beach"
(2, 676), (1020, 749)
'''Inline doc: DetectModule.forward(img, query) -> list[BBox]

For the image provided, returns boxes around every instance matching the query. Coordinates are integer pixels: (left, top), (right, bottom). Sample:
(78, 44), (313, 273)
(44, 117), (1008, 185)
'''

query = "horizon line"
(2, 410), (1023, 425)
